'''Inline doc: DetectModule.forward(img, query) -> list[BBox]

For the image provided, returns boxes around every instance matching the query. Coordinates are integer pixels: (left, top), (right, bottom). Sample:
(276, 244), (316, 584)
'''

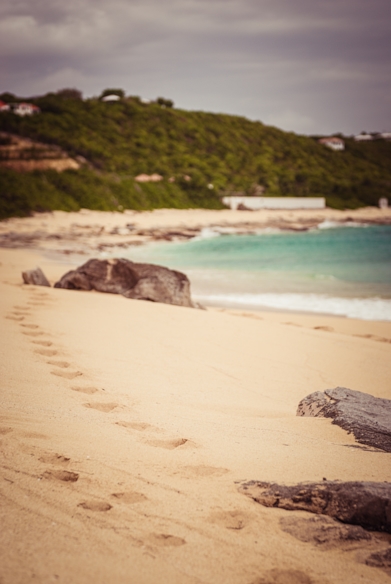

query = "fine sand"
(1, 209), (391, 584)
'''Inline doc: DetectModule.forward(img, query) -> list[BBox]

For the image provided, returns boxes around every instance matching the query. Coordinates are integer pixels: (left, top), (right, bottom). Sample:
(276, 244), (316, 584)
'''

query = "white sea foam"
(194, 293), (391, 321)
(194, 226), (254, 239)
(194, 227), (222, 240)
(317, 220), (368, 230)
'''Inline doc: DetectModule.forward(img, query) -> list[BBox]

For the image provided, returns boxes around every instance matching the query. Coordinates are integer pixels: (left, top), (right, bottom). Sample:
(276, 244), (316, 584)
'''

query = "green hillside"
(1, 90), (391, 219)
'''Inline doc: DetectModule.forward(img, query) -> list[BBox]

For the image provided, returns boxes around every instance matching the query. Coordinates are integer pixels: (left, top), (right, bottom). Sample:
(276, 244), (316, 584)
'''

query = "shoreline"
(1, 206), (391, 256)
(1, 207), (390, 322)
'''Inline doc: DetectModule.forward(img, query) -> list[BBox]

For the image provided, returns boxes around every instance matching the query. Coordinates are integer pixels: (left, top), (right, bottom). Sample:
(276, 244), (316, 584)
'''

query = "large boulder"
(239, 480), (391, 533)
(54, 258), (195, 307)
(297, 387), (391, 452)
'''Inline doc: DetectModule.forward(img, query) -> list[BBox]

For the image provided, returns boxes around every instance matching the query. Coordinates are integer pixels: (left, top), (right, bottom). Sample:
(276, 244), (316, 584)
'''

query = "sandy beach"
(1, 206), (391, 255)
(1, 208), (391, 584)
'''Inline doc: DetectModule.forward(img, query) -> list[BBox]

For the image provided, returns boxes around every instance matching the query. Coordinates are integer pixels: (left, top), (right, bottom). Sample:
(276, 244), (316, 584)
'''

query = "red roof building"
(0, 100), (10, 112)
(12, 103), (41, 116)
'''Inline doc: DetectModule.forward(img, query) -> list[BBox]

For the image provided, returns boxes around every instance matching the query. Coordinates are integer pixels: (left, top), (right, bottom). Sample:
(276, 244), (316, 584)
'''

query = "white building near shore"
(222, 196), (326, 211)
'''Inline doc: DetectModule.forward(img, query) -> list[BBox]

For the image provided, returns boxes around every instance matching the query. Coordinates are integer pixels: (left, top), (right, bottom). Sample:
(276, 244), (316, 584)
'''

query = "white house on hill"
(318, 137), (345, 151)
(102, 94), (121, 102)
(0, 102), (40, 116)
(376, 132), (391, 140)
(12, 103), (40, 116)
(354, 133), (374, 141)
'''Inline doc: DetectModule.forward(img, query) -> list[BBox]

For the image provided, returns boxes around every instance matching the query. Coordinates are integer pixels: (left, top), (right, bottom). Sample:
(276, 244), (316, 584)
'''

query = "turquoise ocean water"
(125, 223), (391, 321)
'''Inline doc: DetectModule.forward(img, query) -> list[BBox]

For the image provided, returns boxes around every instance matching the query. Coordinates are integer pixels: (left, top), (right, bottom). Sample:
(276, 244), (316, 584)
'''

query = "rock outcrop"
(54, 258), (195, 307)
(22, 267), (50, 286)
(365, 547), (391, 574)
(279, 514), (372, 548)
(239, 480), (391, 533)
(296, 387), (391, 452)
(0, 132), (81, 172)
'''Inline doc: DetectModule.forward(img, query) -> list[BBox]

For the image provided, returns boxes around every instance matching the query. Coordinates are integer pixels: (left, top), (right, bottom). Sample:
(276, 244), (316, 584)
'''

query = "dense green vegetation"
(1, 90), (391, 219)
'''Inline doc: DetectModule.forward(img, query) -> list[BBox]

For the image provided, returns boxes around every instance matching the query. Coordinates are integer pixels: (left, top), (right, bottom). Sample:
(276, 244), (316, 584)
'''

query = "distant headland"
(1, 88), (391, 220)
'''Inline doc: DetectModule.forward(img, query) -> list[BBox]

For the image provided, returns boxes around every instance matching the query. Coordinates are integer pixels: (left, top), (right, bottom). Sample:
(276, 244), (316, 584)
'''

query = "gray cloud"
(1, 0), (390, 134)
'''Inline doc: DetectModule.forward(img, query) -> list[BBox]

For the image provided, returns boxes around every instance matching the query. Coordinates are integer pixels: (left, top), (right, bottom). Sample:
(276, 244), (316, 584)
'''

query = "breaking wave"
(193, 293), (391, 321)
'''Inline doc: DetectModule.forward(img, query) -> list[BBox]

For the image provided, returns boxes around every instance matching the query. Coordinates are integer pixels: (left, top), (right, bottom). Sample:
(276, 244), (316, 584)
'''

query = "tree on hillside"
(100, 88), (125, 99)
(56, 88), (83, 100)
(156, 97), (174, 108)
(0, 92), (17, 103)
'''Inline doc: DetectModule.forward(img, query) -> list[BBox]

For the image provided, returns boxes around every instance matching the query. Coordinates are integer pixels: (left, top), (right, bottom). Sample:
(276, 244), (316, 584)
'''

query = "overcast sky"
(1, 0), (390, 135)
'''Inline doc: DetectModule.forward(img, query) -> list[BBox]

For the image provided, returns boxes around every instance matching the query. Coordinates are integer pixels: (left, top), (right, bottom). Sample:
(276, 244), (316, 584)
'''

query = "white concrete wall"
(222, 196), (326, 210)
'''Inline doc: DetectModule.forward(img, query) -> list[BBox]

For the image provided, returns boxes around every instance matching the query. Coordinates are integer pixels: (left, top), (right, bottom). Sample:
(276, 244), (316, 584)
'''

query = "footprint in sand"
(20, 324), (39, 329)
(22, 431), (48, 440)
(111, 491), (147, 504)
(146, 533), (186, 547)
(42, 469), (79, 482)
(51, 370), (83, 380)
(252, 569), (313, 584)
(39, 453), (70, 465)
(84, 402), (118, 413)
(22, 331), (45, 337)
(71, 386), (99, 395)
(13, 305), (31, 310)
(127, 422), (153, 431)
(145, 438), (191, 450)
(32, 340), (53, 347)
(354, 333), (391, 344)
(116, 421), (155, 432)
(47, 360), (70, 368)
(208, 510), (252, 530)
(313, 326), (334, 332)
(0, 427), (13, 435)
(78, 501), (112, 512)
(237, 312), (263, 321)
(35, 349), (58, 357)
(6, 315), (24, 321)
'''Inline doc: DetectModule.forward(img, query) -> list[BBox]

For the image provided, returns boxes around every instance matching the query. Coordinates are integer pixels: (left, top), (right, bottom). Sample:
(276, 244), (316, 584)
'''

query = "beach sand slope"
(1, 248), (390, 584)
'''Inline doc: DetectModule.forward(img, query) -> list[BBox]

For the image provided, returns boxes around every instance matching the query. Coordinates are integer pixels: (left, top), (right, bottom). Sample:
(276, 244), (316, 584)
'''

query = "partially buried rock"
(279, 514), (372, 548)
(54, 258), (195, 307)
(239, 480), (391, 533)
(297, 387), (391, 452)
(365, 547), (391, 575)
(22, 267), (50, 287)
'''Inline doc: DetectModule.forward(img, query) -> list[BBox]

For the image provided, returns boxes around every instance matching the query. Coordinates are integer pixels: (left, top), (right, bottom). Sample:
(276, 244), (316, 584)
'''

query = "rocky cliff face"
(0, 132), (82, 172)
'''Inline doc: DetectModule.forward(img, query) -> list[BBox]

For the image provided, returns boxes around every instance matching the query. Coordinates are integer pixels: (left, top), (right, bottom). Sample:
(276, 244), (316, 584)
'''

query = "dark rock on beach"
(279, 514), (372, 548)
(297, 387), (391, 452)
(22, 267), (50, 287)
(238, 480), (391, 533)
(365, 547), (391, 575)
(54, 258), (195, 307)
